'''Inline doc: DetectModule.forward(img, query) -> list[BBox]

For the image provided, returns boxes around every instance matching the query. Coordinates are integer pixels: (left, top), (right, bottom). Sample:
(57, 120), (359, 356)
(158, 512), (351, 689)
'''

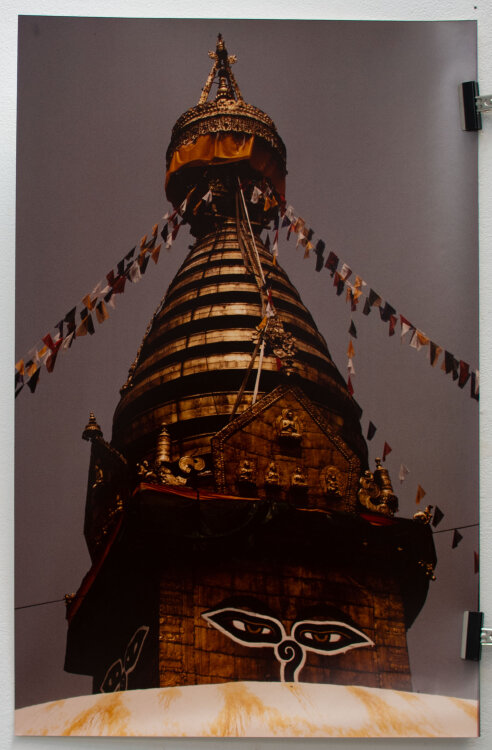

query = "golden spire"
(82, 412), (103, 441)
(198, 34), (244, 105)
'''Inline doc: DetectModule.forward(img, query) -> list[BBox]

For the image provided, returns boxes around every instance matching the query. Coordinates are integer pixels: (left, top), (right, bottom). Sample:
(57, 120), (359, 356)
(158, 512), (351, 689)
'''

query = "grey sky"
(15, 17), (479, 708)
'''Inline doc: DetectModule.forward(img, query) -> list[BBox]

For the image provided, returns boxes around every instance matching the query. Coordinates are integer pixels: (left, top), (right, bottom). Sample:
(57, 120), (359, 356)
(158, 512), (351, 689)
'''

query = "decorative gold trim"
(166, 111), (286, 170)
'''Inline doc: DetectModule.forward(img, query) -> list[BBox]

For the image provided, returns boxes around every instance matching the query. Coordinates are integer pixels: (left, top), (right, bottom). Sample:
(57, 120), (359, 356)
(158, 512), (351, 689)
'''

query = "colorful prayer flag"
(64, 307), (77, 334)
(325, 251), (339, 275)
(315, 240), (325, 272)
(382, 442), (392, 461)
(367, 421), (377, 441)
(128, 260), (142, 283)
(368, 289), (382, 307)
(400, 315), (414, 341)
(61, 331), (75, 350)
(106, 270), (126, 295)
(432, 506), (444, 527)
(339, 263), (352, 281)
(458, 360), (471, 388)
(95, 301), (109, 324)
(251, 186), (262, 204)
(399, 464), (409, 483)
(26, 368), (40, 393)
(430, 342), (442, 366)
(81, 293), (96, 311)
(471, 371), (479, 401)
(380, 302), (396, 322)
(452, 529), (463, 549)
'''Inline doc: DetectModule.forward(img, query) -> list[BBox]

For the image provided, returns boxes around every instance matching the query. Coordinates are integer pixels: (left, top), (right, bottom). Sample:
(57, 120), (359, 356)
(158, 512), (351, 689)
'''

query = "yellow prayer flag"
(257, 316), (267, 331)
(431, 345), (443, 367)
(347, 340), (355, 358)
(151, 223), (158, 238)
(95, 301), (109, 324)
(27, 361), (39, 377)
(151, 243), (162, 264)
(139, 234), (148, 249)
(15, 359), (25, 375)
(76, 319), (88, 337)
(82, 294), (95, 311)
(415, 485), (426, 504)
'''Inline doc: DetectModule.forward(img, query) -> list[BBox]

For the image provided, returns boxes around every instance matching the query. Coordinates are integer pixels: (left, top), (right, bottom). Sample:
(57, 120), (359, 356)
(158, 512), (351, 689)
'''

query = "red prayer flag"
(382, 441), (392, 461)
(458, 360), (471, 388)
(107, 270), (126, 295)
(347, 375), (354, 395)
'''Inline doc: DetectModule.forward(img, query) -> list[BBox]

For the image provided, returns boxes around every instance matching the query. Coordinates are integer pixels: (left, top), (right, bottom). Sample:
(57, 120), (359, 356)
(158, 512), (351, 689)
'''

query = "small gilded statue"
(92, 463), (104, 489)
(357, 458), (398, 517)
(156, 463), (187, 486)
(414, 505), (433, 524)
(277, 408), (302, 442)
(136, 459), (157, 481)
(238, 459), (256, 484)
(291, 465), (307, 488)
(321, 465), (342, 496)
(264, 460), (281, 487)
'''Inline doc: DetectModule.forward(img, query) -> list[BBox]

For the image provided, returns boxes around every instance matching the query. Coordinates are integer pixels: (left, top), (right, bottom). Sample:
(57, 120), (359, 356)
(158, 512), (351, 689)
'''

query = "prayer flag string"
(15, 208), (188, 397)
(250, 186), (478, 403)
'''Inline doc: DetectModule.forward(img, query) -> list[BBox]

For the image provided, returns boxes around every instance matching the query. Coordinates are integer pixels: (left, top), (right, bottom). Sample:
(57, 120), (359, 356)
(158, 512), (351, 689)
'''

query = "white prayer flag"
(128, 260), (142, 283)
(399, 464), (410, 483)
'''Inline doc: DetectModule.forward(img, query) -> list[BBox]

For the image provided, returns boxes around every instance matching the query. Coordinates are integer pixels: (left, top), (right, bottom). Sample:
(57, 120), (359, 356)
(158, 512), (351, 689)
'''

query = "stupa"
(65, 35), (436, 694)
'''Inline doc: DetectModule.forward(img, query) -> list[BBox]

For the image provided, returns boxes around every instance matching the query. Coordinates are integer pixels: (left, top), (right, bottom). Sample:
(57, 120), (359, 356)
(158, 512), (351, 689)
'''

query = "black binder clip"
(461, 611), (488, 660)
(459, 81), (492, 131)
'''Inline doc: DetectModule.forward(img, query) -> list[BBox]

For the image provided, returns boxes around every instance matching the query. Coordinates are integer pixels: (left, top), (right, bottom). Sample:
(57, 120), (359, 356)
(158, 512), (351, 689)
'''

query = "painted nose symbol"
(274, 638), (305, 682)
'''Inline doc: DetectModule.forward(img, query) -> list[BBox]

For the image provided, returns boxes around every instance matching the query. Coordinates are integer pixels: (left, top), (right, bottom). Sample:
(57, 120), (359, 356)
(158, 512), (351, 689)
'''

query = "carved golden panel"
(212, 384), (360, 511)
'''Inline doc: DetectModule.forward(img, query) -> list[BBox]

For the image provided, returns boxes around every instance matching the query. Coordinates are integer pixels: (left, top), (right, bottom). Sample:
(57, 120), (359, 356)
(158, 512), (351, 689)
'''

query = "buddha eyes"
(302, 630), (342, 643)
(292, 620), (374, 655)
(232, 618), (275, 636)
(202, 607), (284, 645)
(202, 606), (375, 668)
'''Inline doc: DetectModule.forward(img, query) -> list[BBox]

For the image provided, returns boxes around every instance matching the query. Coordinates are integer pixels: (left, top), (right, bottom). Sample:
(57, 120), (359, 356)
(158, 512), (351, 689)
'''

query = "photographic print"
(14, 17), (479, 737)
